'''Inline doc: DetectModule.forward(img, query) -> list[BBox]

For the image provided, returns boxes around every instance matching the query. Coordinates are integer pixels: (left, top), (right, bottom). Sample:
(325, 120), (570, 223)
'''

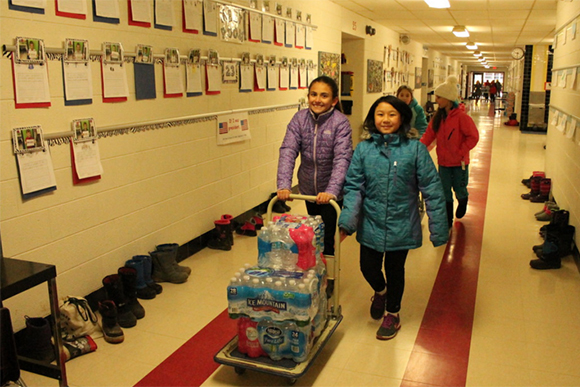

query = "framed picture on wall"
(428, 69), (434, 88)
(318, 51), (340, 84)
(222, 60), (238, 83)
(366, 59), (383, 93)
(414, 67), (422, 89)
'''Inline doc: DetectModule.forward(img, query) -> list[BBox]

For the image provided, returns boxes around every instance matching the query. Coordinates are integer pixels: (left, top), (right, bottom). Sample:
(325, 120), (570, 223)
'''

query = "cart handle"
(266, 194), (340, 223)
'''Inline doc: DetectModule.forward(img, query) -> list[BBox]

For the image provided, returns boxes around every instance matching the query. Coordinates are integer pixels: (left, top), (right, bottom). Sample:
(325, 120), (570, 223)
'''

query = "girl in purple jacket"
(277, 76), (353, 255)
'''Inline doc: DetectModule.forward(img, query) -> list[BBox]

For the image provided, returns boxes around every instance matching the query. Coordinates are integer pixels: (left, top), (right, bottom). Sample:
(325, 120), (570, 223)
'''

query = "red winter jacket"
(420, 107), (479, 167)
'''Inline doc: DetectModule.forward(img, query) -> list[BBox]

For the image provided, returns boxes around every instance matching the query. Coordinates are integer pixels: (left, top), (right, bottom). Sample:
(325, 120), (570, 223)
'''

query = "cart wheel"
(234, 367), (246, 375)
(287, 377), (297, 385)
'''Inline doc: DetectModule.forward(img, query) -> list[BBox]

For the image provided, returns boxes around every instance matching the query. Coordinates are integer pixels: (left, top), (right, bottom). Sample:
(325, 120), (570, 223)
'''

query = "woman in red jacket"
(421, 76), (479, 229)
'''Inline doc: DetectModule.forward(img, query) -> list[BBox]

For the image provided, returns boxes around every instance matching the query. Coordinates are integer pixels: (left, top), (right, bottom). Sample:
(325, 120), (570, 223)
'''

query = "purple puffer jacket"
(277, 107), (353, 199)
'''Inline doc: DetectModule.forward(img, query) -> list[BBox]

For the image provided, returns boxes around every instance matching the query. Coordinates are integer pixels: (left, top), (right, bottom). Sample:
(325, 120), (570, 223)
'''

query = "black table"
(1, 257), (68, 386)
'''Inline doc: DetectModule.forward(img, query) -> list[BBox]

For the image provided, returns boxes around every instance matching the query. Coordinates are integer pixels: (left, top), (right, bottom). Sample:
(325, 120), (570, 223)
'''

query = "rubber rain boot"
(118, 267), (146, 320)
(98, 300), (124, 344)
(125, 257), (157, 300)
(150, 249), (188, 284)
(102, 274), (137, 328)
(208, 219), (233, 250)
(456, 197), (468, 219)
(446, 201), (454, 229)
(221, 214), (235, 246)
(530, 178), (551, 203)
(156, 243), (191, 275)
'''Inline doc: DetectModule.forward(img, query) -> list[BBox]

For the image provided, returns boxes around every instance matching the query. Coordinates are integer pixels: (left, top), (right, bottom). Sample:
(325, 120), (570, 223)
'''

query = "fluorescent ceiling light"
(453, 26), (470, 37)
(466, 42), (478, 50)
(473, 51), (482, 57)
(478, 57), (485, 62)
(425, 0), (450, 8)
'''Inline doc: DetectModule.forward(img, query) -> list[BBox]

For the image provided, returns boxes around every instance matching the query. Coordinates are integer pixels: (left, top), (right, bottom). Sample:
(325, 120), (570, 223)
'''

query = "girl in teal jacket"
(396, 85), (428, 136)
(338, 96), (448, 341)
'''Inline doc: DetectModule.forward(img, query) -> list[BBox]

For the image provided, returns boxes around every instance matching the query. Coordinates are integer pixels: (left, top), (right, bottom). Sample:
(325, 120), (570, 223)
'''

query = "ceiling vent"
(400, 34), (411, 45)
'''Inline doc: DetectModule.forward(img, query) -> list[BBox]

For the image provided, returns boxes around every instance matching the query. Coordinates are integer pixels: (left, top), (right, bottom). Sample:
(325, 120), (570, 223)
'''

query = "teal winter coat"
(409, 98), (428, 136)
(338, 132), (448, 252)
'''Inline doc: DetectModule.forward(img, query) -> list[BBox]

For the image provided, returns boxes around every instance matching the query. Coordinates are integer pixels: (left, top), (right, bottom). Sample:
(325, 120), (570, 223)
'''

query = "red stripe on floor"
(134, 309), (236, 387)
(401, 121), (493, 387)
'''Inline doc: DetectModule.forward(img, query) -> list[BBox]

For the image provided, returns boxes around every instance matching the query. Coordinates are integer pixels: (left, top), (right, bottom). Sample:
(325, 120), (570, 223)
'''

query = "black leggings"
(305, 200), (342, 256)
(359, 245), (408, 314)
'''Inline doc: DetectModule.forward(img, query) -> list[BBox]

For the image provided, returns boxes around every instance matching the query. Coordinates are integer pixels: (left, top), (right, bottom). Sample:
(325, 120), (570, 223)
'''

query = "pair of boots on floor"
(530, 210), (575, 270)
(521, 171), (551, 203)
(208, 214), (264, 251)
(446, 197), (468, 229)
(99, 244), (191, 344)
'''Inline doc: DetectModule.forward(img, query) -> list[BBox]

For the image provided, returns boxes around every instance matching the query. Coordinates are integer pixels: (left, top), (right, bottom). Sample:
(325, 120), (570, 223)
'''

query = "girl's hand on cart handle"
(316, 192), (335, 204)
(277, 189), (293, 201)
(339, 229), (348, 242)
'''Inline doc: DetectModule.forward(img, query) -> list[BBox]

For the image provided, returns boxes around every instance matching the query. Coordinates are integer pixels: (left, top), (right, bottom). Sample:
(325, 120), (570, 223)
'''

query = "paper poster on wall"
(285, 21), (295, 48)
(367, 59), (383, 93)
(12, 37), (51, 108)
(56, 0), (87, 18)
(129, 0), (152, 27)
(248, 11), (262, 42)
(186, 49), (203, 96)
(318, 51), (340, 84)
(134, 44), (156, 100)
(262, 14), (274, 43)
(63, 38), (93, 105)
(206, 49), (221, 94)
(101, 42), (128, 102)
(239, 53), (253, 92)
(305, 26), (313, 49)
(220, 5), (245, 43)
(279, 57), (289, 90)
(9, 0), (45, 14)
(289, 59), (298, 90)
(71, 118), (103, 183)
(267, 55), (278, 91)
(298, 59), (307, 89)
(217, 112), (251, 145)
(274, 18), (284, 46)
(154, 0), (175, 29)
(163, 48), (184, 97)
(203, 0), (218, 36)
(12, 126), (57, 198)
(295, 23), (305, 49)
(307, 59), (316, 86)
(94, 0), (120, 23)
(255, 54), (266, 91)
(183, 0), (202, 33)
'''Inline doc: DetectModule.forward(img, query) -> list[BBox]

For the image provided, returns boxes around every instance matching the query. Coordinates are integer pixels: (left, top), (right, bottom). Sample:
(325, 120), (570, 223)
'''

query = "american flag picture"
(240, 119), (248, 131)
(219, 121), (228, 134)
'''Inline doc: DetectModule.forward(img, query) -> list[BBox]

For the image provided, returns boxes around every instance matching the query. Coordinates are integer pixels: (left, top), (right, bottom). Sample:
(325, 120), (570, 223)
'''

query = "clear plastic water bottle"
(294, 283), (311, 322)
(257, 227), (272, 268)
(227, 276), (244, 318)
(288, 320), (311, 363)
(258, 318), (285, 361)
(315, 215), (325, 254)
(281, 251), (298, 271)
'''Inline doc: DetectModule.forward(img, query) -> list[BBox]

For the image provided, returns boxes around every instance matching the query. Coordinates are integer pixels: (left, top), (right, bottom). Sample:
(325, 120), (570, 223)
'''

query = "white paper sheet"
(305, 26), (313, 49)
(289, 65), (298, 89)
(12, 0), (46, 9)
(255, 65), (266, 90)
(94, 0), (120, 18)
(217, 112), (251, 145)
(279, 65), (289, 89)
(57, 0), (87, 14)
(183, 0), (202, 31)
(63, 62), (93, 101)
(164, 65), (184, 94)
(307, 64), (317, 85)
(285, 21), (295, 47)
(13, 61), (51, 104)
(131, 0), (152, 23)
(186, 63), (203, 93)
(17, 143), (57, 195)
(240, 64), (253, 91)
(155, 0), (175, 26)
(295, 24), (305, 48)
(101, 61), (129, 98)
(206, 64), (221, 92)
(267, 65), (278, 90)
(203, 0), (218, 35)
(299, 66), (307, 88)
(249, 12), (262, 41)
(262, 14), (274, 43)
(275, 18), (285, 45)
(565, 118), (576, 139)
(73, 141), (103, 179)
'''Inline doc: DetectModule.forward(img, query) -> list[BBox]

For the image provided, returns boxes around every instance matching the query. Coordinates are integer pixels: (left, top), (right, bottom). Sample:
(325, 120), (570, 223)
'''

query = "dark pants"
(359, 244), (408, 314)
(305, 199), (342, 256)
(438, 165), (469, 202)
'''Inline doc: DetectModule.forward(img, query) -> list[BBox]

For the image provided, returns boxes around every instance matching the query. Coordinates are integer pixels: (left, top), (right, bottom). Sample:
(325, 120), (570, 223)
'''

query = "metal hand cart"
(214, 194), (343, 385)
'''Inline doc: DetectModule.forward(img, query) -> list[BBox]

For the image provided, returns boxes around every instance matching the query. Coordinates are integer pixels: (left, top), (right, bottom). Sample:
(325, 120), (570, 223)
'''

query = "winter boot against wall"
(521, 175), (542, 200)
(155, 243), (191, 275)
(118, 267), (145, 319)
(521, 171), (545, 188)
(532, 225), (575, 261)
(208, 219), (233, 250)
(539, 210), (570, 239)
(125, 256), (157, 299)
(98, 300), (124, 344)
(235, 216), (262, 237)
(16, 316), (56, 362)
(535, 201), (559, 222)
(150, 248), (189, 283)
(102, 274), (137, 328)
(446, 201), (454, 229)
(455, 197), (468, 219)
(530, 178), (551, 203)
(221, 215), (235, 246)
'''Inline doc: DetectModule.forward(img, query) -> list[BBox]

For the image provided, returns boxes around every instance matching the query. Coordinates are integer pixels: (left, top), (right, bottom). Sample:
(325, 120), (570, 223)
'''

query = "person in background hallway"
(277, 75), (353, 256)
(489, 81), (497, 102)
(482, 80), (490, 101)
(495, 80), (502, 98)
(396, 85), (428, 136)
(474, 81), (482, 101)
(420, 76), (480, 229)
(338, 95), (448, 341)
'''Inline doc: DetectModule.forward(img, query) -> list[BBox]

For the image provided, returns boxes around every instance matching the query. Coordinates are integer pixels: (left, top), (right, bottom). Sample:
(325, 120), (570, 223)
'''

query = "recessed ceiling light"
(453, 26), (470, 38)
(478, 57), (485, 62)
(473, 51), (482, 57)
(466, 42), (478, 50)
(424, 0), (450, 8)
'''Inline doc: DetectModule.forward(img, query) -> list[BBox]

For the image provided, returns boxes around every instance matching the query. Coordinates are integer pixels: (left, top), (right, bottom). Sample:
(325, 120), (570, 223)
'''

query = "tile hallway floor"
(20, 100), (580, 387)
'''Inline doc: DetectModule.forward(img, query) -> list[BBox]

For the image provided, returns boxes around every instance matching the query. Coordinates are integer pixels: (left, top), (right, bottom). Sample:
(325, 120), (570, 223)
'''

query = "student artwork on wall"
(239, 52), (253, 92)
(163, 48), (184, 97)
(219, 5), (245, 43)
(295, 22), (305, 49)
(12, 126), (57, 199)
(254, 54), (266, 91)
(183, 0), (202, 33)
(428, 69), (434, 88)
(12, 37), (51, 108)
(367, 59), (383, 93)
(248, 10), (262, 42)
(274, 17), (284, 46)
(134, 44), (156, 100)
(101, 42), (128, 102)
(206, 49), (221, 94)
(203, 0), (218, 36)
(289, 58), (298, 90)
(305, 14), (313, 50)
(128, 0), (152, 27)
(71, 118), (103, 184)
(414, 67), (422, 90)
(267, 55), (278, 90)
(56, 0), (87, 19)
(307, 59), (317, 85)
(318, 51), (340, 84)
(63, 38), (93, 106)
(154, 0), (175, 30)
(279, 57), (289, 90)
(298, 59), (307, 89)
(93, 0), (120, 23)
(262, 10), (274, 43)
(186, 49), (203, 96)
(217, 111), (251, 145)
(9, 0), (45, 14)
